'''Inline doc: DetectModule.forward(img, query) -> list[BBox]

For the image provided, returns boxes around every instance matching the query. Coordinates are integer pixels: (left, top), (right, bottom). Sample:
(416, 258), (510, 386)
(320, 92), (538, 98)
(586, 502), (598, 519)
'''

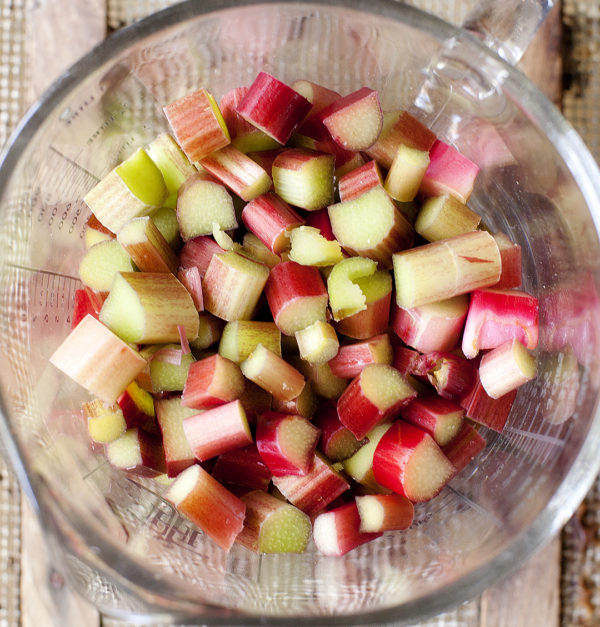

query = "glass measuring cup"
(0, 0), (599, 623)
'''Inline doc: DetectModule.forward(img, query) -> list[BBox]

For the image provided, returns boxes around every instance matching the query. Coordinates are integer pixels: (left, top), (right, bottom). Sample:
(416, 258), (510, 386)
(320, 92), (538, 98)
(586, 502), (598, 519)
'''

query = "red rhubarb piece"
(492, 232), (522, 289)
(418, 351), (477, 402)
(338, 159), (384, 202)
(355, 493), (414, 533)
(178, 235), (224, 276)
(400, 394), (464, 446)
(304, 208), (336, 241)
(155, 395), (198, 477)
(71, 287), (105, 329)
(313, 401), (364, 462)
(441, 421), (486, 474)
(106, 428), (167, 478)
(328, 333), (393, 379)
(211, 444), (271, 491)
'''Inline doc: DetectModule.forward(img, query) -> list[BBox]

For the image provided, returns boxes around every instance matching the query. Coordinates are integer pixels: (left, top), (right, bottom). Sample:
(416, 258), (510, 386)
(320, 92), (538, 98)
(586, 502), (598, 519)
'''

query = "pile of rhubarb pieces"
(50, 71), (538, 556)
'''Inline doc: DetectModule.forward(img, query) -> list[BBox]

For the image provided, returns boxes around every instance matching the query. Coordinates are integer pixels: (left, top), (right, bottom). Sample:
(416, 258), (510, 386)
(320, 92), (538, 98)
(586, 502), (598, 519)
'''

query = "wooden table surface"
(4, 1), (575, 625)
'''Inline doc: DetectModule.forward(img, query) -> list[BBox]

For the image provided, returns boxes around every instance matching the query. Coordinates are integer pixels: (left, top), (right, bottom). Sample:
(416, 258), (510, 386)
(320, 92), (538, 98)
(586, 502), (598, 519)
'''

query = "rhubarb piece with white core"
(292, 358), (348, 400)
(256, 411), (320, 476)
(461, 288), (539, 358)
(304, 207), (336, 241)
(272, 149), (335, 211)
(492, 232), (522, 289)
(150, 207), (182, 249)
(265, 261), (329, 335)
(163, 88), (230, 162)
(328, 186), (414, 266)
(337, 363), (417, 439)
(236, 72), (312, 144)
(420, 140), (480, 204)
(99, 272), (199, 344)
(313, 502), (382, 557)
(106, 428), (167, 477)
(78, 239), (135, 293)
(328, 333), (393, 379)
(242, 193), (304, 254)
(211, 444), (271, 490)
(176, 172), (237, 240)
(177, 266), (204, 311)
(240, 344), (305, 401)
(241, 232), (281, 268)
(84, 214), (114, 248)
(295, 321), (339, 364)
(182, 354), (245, 410)
(236, 490), (311, 553)
(327, 256), (377, 321)
(415, 195), (482, 242)
(117, 216), (179, 274)
(441, 421), (486, 474)
(178, 235), (224, 275)
(83, 399), (127, 444)
(342, 423), (393, 493)
(366, 110), (437, 168)
(419, 351), (476, 402)
(460, 371), (516, 432)
(202, 251), (269, 321)
(287, 226), (344, 267)
(50, 314), (146, 403)
(183, 399), (252, 461)
(190, 312), (225, 351)
(146, 133), (197, 208)
(335, 270), (392, 340)
(313, 401), (364, 462)
(166, 464), (245, 552)
(218, 320), (281, 364)
(156, 396), (199, 477)
(149, 345), (195, 393)
(319, 87), (383, 151)
(355, 493), (414, 533)
(118, 381), (155, 429)
(272, 451), (350, 516)
(384, 145), (430, 202)
(393, 230), (501, 309)
(400, 395), (464, 446)
(290, 79), (341, 116)
(372, 421), (455, 502)
(83, 147), (168, 233)
(272, 380), (318, 418)
(338, 160), (384, 202)
(232, 128), (281, 154)
(199, 145), (272, 202)
(479, 339), (537, 399)
(392, 345), (421, 378)
(391, 294), (469, 353)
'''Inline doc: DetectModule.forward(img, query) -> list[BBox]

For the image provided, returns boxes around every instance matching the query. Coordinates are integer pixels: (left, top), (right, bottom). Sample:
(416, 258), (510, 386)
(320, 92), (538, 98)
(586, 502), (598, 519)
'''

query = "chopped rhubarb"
(287, 226), (344, 267)
(342, 422), (393, 493)
(415, 194), (481, 243)
(118, 380), (155, 429)
(492, 232), (522, 289)
(106, 428), (167, 477)
(478, 338), (537, 399)
(295, 321), (339, 365)
(182, 354), (245, 410)
(83, 399), (127, 444)
(79, 239), (135, 293)
(327, 256), (377, 321)
(400, 394), (464, 446)
(384, 145), (430, 202)
(328, 333), (393, 379)
(313, 401), (364, 462)
(272, 381), (318, 418)
(338, 160), (384, 202)
(418, 351), (476, 402)
(211, 444), (271, 491)
(178, 235), (225, 275)
(460, 369), (517, 432)
(71, 287), (105, 329)
(218, 320), (281, 364)
(177, 266), (204, 311)
(155, 395), (199, 477)
(355, 493), (414, 533)
(441, 421), (486, 474)
(304, 207), (336, 241)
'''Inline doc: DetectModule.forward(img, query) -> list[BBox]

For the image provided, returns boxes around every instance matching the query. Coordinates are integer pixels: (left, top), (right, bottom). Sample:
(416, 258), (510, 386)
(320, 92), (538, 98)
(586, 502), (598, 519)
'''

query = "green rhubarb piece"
(258, 503), (311, 553)
(327, 256), (377, 321)
(115, 147), (168, 207)
(342, 422), (393, 492)
(219, 320), (281, 363)
(149, 345), (196, 393)
(149, 207), (182, 249)
(79, 239), (134, 292)
(288, 225), (344, 266)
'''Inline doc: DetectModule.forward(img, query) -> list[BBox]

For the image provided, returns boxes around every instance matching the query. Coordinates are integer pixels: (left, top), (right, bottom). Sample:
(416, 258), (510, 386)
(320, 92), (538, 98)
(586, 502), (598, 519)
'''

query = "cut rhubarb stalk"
(190, 312), (225, 351)
(183, 399), (252, 461)
(241, 192), (303, 254)
(117, 216), (179, 274)
(272, 149), (335, 211)
(176, 172), (237, 240)
(400, 394), (464, 446)
(415, 195), (481, 242)
(163, 88), (230, 162)
(166, 464), (246, 552)
(272, 451), (350, 516)
(240, 344), (305, 401)
(287, 226), (344, 267)
(83, 399), (127, 444)
(237, 490), (311, 553)
(84, 213), (114, 248)
(220, 86), (255, 137)
(460, 370), (516, 432)
(238, 380), (273, 423)
(338, 160), (384, 202)
(106, 428), (167, 477)
(218, 320), (281, 364)
(236, 72), (312, 144)
(272, 380), (318, 419)
(342, 423), (393, 493)
(304, 207), (336, 241)
(461, 288), (539, 358)
(391, 294), (469, 353)
(290, 79), (341, 116)
(202, 251), (269, 321)
(420, 140), (480, 204)
(327, 256), (377, 321)
(182, 353), (245, 410)
(319, 87), (383, 151)
(335, 151), (365, 179)
(256, 411), (320, 476)
(118, 380), (155, 429)
(83, 147), (167, 233)
(177, 266), (204, 311)
(492, 232), (522, 289)
(149, 345), (195, 393)
(178, 235), (225, 275)
(241, 232), (282, 268)
(295, 321), (339, 365)
(419, 351), (476, 402)
(392, 344), (422, 378)
(50, 314), (146, 403)
(479, 339), (537, 399)
(335, 270), (392, 340)
(150, 206), (182, 249)
(328, 333), (393, 379)
(155, 396), (199, 477)
(384, 145), (430, 202)
(71, 287), (105, 329)
(337, 363), (417, 439)
(199, 145), (272, 202)
(291, 358), (349, 400)
(366, 110), (437, 168)
(328, 186), (413, 266)
(246, 149), (282, 177)
(211, 444), (271, 491)
(373, 421), (455, 502)
(79, 239), (135, 293)
(441, 421), (486, 474)
(355, 494), (414, 533)
(393, 230), (501, 308)
(146, 132), (197, 208)
(265, 261), (329, 335)
(313, 401), (364, 462)
(99, 272), (199, 344)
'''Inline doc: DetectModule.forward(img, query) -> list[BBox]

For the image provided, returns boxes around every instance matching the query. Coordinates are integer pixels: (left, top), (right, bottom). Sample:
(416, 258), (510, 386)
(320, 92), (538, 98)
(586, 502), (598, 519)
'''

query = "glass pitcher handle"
(462, 0), (555, 65)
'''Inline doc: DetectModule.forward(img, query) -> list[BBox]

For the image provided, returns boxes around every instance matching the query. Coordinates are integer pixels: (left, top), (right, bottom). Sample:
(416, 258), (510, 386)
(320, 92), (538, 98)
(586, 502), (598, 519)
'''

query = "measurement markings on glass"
(48, 145), (100, 183)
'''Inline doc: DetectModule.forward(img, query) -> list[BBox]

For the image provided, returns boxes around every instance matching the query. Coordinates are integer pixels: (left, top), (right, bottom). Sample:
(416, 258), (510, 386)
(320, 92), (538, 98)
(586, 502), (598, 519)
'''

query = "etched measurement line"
(446, 485), (503, 528)
(48, 145), (100, 182)
(502, 427), (566, 447)
(6, 263), (80, 282)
